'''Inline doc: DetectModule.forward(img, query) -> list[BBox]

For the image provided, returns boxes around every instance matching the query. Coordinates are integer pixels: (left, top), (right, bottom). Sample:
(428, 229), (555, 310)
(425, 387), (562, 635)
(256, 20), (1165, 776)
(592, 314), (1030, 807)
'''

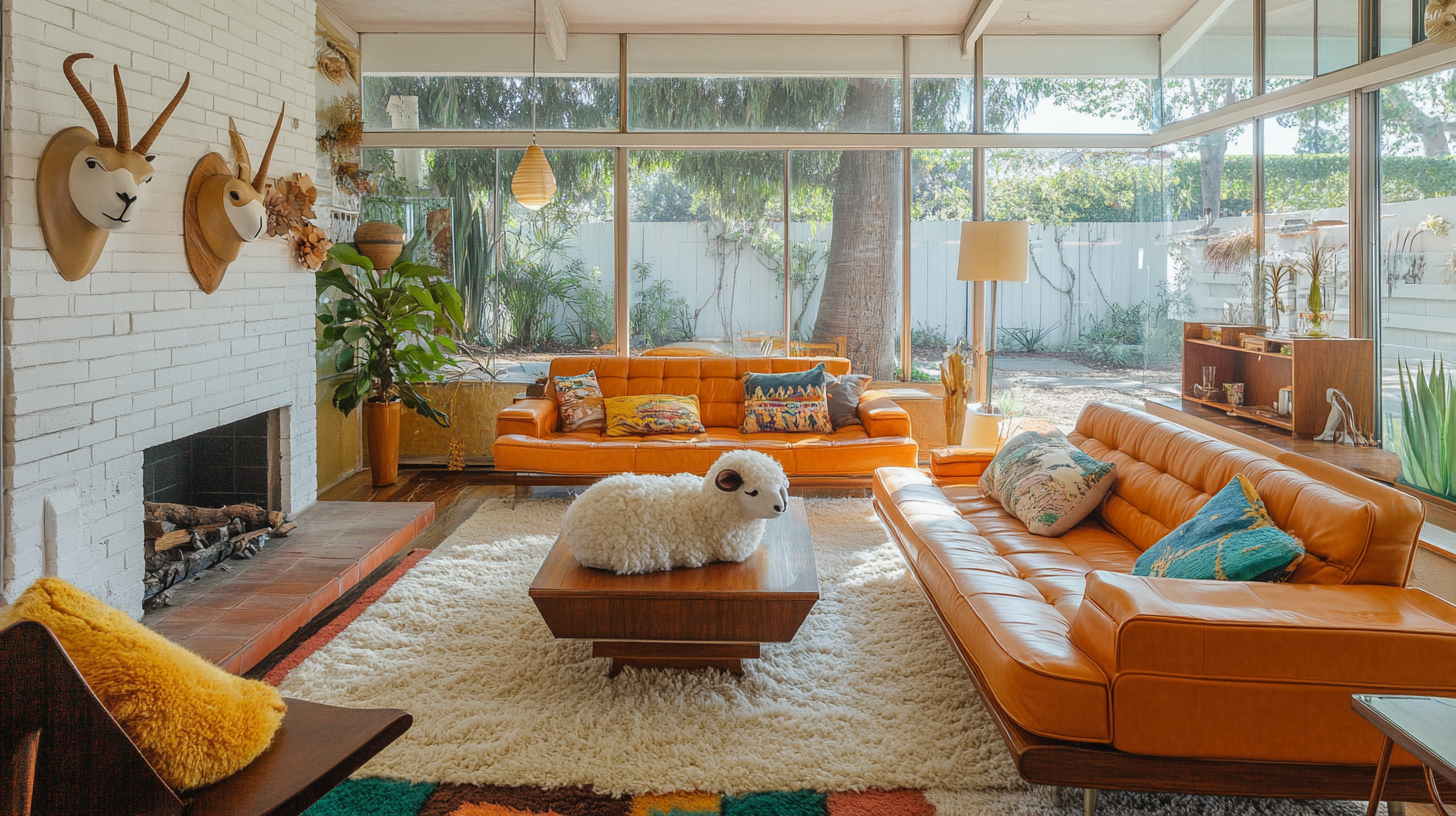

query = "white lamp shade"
(957, 220), (1030, 283)
(961, 406), (1003, 449)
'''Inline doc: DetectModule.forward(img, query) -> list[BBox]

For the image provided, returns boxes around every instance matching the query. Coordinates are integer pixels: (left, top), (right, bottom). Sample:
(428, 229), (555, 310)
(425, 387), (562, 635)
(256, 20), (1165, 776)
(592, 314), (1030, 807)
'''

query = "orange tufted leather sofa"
(492, 356), (918, 476)
(874, 402), (1456, 802)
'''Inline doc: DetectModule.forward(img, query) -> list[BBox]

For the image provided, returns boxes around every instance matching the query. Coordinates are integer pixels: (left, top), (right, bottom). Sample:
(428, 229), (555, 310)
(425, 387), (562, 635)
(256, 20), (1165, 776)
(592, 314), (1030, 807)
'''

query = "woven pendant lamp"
(512, 143), (556, 210)
(512, 1), (555, 210)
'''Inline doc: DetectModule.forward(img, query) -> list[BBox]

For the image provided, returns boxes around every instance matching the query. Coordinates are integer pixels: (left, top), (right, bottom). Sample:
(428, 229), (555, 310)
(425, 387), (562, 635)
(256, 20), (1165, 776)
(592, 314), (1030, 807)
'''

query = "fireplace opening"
(140, 411), (294, 608)
(143, 413), (273, 509)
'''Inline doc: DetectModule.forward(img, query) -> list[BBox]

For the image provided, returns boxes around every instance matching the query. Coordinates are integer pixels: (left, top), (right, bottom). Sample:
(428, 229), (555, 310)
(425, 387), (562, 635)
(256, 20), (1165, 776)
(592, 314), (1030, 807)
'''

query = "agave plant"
(1395, 356), (1456, 499)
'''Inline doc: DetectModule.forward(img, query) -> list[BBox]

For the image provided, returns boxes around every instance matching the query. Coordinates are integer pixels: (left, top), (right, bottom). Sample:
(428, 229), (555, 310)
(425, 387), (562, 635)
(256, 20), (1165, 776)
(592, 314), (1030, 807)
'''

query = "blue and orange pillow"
(742, 364), (834, 434)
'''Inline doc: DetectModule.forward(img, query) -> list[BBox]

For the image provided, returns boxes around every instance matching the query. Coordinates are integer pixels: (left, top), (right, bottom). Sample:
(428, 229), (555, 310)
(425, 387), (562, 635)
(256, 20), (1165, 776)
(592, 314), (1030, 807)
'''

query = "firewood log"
(152, 530), (194, 552)
(144, 501), (270, 530)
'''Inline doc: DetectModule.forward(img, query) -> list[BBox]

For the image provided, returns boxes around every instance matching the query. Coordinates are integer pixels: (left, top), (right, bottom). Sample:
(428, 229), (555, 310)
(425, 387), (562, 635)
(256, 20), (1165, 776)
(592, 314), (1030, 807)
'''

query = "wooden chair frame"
(1, 621), (411, 816)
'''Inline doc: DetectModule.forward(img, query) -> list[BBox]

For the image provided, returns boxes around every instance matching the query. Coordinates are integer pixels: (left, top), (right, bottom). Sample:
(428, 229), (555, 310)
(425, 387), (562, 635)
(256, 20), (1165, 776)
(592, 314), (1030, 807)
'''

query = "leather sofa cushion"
(1070, 403), (1423, 587)
(875, 467), (1124, 743)
(495, 426), (917, 476)
(544, 356), (852, 431)
(1071, 572), (1456, 764)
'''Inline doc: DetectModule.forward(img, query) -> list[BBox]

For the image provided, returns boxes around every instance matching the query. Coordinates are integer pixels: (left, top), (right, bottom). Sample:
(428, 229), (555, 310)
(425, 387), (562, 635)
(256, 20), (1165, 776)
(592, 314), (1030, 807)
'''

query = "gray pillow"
(825, 373), (872, 430)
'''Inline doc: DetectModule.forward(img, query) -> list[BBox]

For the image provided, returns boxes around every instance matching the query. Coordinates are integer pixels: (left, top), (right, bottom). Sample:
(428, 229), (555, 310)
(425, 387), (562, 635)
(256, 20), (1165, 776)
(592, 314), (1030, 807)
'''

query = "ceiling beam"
(538, 0), (569, 62)
(960, 0), (1008, 57)
(1160, 0), (1240, 75)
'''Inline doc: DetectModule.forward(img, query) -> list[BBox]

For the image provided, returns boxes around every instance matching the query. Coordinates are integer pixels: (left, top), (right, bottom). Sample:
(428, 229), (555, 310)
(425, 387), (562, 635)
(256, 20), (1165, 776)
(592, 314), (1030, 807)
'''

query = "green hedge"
(990, 153), (1456, 224)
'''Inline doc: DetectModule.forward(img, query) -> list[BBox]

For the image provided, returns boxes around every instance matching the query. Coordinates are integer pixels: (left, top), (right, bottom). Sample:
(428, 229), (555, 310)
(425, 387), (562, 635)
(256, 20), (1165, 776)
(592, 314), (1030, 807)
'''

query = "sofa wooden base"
(872, 500), (1450, 805)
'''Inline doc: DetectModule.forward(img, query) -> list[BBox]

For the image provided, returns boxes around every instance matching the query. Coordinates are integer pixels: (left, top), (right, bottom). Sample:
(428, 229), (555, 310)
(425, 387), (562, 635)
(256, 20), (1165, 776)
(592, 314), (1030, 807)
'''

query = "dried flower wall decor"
(316, 45), (350, 86)
(293, 222), (332, 271)
(318, 93), (372, 197)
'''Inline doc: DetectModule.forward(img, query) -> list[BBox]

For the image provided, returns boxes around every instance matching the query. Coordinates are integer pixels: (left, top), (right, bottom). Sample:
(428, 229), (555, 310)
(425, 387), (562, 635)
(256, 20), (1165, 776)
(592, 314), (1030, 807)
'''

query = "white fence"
(520, 202), (1456, 364)
(565, 220), (1172, 351)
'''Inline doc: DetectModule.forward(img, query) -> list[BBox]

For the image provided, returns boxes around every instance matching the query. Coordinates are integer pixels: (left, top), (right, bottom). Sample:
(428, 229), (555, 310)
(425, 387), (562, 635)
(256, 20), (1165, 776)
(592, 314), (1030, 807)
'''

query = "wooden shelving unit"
(1182, 323), (1374, 437)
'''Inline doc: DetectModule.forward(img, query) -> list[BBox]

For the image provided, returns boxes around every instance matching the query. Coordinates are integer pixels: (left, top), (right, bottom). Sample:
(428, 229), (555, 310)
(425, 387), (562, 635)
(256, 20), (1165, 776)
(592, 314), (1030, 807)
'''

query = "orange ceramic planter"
(365, 399), (402, 487)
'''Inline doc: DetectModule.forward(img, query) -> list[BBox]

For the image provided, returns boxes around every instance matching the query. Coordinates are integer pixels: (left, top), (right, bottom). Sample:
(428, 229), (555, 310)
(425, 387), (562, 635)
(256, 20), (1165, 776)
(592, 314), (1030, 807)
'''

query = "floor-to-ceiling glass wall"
(909, 149), (975, 382)
(984, 36), (1157, 133)
(980, 148), (1170, 425)
(1164, 124), (1258, 331)
(1262, 99), (1351, 337)
(790, 150), (904, 380)
(627, 151), (785, 356)
(1379, 67), (1456, 502)
(361, 147), (616, 381)
(361, 33), (620, 131)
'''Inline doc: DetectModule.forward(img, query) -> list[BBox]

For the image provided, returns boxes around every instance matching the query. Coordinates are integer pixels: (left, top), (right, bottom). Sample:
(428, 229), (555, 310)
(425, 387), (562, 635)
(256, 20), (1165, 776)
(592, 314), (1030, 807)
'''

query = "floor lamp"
(956, 220), (1030, 447)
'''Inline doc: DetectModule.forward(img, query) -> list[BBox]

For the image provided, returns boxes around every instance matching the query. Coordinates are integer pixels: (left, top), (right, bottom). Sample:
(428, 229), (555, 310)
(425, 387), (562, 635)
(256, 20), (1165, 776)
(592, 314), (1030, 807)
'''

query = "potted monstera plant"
(316, 227), (463, 487)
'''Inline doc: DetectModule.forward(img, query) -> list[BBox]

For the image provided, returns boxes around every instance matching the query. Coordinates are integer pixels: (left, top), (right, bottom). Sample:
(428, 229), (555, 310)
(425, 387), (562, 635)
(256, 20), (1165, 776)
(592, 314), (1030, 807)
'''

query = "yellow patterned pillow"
(604, 394), (706, 436)
(1, 578), (287, 791)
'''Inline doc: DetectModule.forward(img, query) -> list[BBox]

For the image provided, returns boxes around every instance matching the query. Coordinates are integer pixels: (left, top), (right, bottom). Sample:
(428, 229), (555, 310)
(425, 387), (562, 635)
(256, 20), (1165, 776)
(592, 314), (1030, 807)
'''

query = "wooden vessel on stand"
(1181, 322), (1374, 437)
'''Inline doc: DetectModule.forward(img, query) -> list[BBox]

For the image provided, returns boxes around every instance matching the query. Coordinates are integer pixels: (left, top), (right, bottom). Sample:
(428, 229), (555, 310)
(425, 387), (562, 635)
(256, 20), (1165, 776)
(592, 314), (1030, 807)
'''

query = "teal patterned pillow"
(742, 364), (833, 434)
(1134, 474), (1305, 582)
(979, 430), (1117, 537)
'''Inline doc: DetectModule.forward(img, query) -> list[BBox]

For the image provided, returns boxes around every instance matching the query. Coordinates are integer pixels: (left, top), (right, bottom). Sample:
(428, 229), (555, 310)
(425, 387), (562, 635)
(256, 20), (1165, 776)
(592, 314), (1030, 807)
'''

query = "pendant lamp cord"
(530, 0), (538, 143)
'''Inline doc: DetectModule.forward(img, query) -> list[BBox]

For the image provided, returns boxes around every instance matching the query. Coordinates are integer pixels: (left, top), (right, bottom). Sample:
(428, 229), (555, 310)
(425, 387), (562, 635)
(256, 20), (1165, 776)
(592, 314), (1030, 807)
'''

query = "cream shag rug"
(279, 497), (1373, 815)
(280, 498), (1015, 794)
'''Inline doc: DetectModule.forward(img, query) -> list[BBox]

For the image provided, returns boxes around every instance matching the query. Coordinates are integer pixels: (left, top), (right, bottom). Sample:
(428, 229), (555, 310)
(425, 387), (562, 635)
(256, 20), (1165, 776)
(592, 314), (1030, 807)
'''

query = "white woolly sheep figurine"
(561, 449), (791, 575)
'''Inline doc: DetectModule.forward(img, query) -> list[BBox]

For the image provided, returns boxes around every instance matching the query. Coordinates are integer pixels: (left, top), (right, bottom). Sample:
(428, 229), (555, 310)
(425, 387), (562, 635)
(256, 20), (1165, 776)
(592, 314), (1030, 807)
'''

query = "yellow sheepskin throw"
(2, 578), (287, 790)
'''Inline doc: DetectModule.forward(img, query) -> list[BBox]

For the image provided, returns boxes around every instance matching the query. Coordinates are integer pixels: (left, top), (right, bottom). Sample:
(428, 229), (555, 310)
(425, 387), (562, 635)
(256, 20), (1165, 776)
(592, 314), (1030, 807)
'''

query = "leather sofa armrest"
(858, 391), (912, 438)
(1070, 571), (1456, 688)
(496, 398), (558, 438)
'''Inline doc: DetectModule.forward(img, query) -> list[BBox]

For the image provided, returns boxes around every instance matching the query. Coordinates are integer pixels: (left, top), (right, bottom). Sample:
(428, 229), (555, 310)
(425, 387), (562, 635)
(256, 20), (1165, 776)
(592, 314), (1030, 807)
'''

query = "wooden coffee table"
(529, 497), (819, 676)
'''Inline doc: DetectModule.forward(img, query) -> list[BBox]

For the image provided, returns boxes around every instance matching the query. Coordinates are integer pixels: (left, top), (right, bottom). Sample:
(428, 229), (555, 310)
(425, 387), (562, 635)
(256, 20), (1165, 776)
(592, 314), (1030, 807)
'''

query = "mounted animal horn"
(252, 105), (283, 192)
(184, 104), (285, 294)
(39, 53), (190, 281)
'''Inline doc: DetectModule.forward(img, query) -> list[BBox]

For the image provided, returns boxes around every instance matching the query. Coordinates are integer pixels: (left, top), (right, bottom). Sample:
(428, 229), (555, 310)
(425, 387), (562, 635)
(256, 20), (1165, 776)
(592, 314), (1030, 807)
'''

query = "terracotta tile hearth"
(143, 501), (434, 674)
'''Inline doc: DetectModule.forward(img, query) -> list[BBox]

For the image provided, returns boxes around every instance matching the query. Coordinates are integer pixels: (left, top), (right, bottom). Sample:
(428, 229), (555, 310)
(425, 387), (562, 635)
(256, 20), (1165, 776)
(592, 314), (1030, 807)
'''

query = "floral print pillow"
(979, 430), (1117, 537)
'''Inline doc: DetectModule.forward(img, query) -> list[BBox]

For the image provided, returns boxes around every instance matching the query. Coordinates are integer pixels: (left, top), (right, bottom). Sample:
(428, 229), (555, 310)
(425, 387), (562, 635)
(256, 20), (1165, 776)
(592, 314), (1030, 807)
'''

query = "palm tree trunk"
(813, 79), (902, 379)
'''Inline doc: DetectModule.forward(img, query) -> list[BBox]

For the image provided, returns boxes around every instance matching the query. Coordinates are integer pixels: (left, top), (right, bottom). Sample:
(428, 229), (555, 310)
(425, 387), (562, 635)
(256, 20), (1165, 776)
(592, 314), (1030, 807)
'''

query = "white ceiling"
(323, 0), (1200, 37)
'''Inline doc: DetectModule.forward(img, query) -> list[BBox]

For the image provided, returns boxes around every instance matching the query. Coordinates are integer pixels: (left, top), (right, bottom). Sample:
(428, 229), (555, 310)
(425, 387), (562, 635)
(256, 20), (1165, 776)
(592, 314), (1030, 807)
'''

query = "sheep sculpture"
(561, 449), (791, 575)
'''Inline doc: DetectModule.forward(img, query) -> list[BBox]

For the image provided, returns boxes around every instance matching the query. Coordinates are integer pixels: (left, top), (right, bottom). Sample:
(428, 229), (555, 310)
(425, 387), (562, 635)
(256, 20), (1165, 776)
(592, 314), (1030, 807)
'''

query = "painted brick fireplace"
(1, 0), (321, 617)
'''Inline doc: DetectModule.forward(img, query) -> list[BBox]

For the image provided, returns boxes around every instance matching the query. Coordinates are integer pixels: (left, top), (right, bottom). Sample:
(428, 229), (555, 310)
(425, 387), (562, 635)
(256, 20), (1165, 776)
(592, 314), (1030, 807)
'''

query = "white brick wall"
(2, 0), (320, 616)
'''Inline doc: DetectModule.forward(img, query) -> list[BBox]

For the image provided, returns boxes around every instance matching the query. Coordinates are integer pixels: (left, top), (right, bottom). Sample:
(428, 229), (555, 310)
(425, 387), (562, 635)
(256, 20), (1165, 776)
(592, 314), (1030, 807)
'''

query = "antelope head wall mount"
(183, 106), (284, 293)
(39, 53), (190, 281)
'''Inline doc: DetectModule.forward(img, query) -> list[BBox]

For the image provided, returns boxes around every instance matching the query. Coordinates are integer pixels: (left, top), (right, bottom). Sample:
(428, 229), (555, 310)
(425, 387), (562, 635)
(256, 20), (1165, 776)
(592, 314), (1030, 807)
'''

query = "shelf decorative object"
(1313, 388), (1376, 447)
(940, 341), (974, 447)
(1182, 323), (1374, 437)
(40, 53), (189, 281)
(1298, 237), (1342, 339)
(184, 107), (283, 293)
(1427, 0), (1456, 43)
